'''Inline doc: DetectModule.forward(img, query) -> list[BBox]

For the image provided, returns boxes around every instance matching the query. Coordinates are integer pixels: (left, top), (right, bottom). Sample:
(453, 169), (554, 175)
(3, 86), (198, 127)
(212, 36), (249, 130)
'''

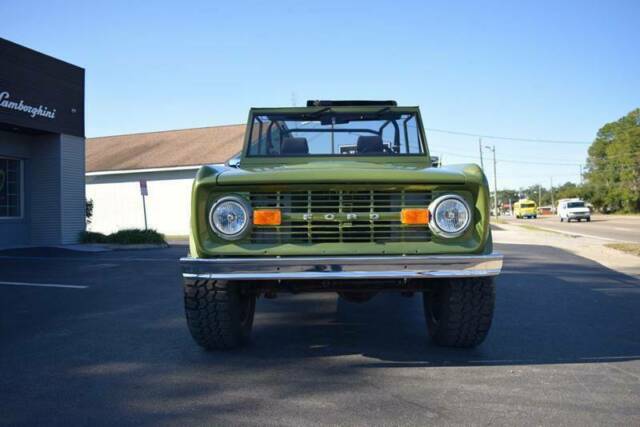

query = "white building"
(85, 124), (245, 236)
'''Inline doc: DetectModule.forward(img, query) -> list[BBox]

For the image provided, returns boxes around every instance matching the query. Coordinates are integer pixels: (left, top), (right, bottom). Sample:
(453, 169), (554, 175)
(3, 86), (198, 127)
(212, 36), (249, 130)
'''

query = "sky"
(1, 0), (638, 190)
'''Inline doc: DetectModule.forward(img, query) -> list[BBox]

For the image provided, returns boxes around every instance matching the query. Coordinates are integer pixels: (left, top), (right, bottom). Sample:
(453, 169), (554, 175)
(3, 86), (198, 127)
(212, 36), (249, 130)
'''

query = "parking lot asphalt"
(506, 214), (640, 243)
(1, 244), (639, 426)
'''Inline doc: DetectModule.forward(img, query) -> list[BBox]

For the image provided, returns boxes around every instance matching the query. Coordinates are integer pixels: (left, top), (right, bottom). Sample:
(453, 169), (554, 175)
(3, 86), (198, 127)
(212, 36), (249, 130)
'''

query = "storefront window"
(0, 158), (21, 218)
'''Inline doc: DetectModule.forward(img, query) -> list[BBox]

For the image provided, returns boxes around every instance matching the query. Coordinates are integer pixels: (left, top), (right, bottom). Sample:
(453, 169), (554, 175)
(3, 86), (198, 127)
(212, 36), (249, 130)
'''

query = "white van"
(557, 199), (591, 222)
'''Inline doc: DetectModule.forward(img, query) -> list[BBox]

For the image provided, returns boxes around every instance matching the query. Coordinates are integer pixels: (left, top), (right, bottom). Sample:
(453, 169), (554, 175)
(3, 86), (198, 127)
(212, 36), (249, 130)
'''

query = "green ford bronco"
(180, 100), (503, 350)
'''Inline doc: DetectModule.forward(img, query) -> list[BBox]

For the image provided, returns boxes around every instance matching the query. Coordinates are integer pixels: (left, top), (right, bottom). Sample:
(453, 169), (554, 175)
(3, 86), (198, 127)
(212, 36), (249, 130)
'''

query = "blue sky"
(2, 0), (638, 189)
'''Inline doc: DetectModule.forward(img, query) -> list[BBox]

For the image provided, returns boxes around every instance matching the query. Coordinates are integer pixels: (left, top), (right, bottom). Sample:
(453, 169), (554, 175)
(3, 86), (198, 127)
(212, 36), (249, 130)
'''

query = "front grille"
(249, 190), (432, 244)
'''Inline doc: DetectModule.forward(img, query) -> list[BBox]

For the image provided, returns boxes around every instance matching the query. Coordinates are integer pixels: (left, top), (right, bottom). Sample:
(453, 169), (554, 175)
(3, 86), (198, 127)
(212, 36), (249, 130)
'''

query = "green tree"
(496, 189), (520, 206)
(555, 182), (583, 201)
(584, 109), (640, 212)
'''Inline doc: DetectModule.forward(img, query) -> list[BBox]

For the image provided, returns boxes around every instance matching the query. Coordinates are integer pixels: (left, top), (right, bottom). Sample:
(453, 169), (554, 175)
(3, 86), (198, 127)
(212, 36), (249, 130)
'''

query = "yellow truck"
(514, 199), (538, 219)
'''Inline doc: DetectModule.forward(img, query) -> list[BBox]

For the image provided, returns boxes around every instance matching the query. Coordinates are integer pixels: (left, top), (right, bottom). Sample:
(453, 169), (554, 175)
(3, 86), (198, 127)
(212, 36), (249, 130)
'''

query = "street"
(505, 214), (640, 243)
(1, 244), (639, 426)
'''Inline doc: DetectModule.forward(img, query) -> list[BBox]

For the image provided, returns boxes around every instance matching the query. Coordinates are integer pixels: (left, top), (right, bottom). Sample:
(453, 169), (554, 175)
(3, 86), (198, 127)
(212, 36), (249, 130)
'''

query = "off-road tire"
(423, 277), (495, 348)
(183, 279), (256, 350)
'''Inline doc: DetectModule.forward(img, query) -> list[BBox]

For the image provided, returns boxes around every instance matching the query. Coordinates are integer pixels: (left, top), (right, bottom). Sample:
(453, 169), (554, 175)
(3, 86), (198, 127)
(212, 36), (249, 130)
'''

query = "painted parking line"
(609, 226), (638, 232)
(0, 256), (175, 262)
(0, 281), (87, 289)
(467, 355), (640, 364)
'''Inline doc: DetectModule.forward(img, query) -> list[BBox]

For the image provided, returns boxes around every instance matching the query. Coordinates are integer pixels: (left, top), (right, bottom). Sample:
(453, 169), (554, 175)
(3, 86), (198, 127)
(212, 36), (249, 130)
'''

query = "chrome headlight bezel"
(208, 195), (252, 241)
(428, 194), (472, 238)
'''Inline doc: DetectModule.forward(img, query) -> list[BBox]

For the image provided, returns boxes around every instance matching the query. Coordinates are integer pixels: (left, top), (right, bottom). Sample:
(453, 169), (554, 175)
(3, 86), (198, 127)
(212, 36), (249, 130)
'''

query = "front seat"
(357, 136), (384, 154)
(281, 137), (309, 155)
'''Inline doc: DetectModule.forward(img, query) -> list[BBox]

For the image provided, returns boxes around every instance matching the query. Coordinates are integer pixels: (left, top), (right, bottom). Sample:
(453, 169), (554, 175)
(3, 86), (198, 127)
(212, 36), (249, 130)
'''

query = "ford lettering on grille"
(249, 189), (433, 244)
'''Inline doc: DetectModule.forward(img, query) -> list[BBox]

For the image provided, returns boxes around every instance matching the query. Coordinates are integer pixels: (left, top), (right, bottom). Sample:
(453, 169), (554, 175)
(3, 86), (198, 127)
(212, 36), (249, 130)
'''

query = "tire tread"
(425, 277), (495, 348)
(183, 278), (254, 350)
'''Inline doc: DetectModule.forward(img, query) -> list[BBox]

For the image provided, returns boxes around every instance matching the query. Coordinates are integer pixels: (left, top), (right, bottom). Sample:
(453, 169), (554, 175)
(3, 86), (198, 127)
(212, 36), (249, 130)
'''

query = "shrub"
(85, 199), (94, 225)
(79, 231), (109, 244)
(79, 229), (166, 245)
(108, 229), (166, 244)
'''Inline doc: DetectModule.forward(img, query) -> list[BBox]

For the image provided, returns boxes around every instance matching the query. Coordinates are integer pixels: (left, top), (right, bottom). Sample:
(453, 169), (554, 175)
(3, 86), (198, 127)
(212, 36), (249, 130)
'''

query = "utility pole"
(478, 138), (485, 170)
(538, 184), (541, 207)
(550, 177), (555, 212)
(485, 145), (498, 217)
(579, 165), (583, 185)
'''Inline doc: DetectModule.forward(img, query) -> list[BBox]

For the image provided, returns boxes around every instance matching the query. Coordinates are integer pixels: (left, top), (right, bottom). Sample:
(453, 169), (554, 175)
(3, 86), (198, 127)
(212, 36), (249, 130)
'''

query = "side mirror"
(226, 155), (241, 168)
(430, 156), (440, 167)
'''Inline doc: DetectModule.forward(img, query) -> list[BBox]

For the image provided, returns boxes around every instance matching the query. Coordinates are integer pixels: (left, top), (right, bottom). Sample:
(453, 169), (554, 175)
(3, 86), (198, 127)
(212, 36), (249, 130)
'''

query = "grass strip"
(605, 243), (640, 257)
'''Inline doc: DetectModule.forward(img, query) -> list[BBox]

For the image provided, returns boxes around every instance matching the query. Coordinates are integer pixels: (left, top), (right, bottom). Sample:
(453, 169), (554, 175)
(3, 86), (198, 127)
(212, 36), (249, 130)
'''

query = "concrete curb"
(73, 243), (170, 251)
(493, 221), (640, 280)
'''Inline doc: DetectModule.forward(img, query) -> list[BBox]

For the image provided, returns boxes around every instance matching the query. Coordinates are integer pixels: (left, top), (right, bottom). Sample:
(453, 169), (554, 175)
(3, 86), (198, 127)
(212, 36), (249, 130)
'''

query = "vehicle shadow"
(243, 243), (640, 367)
(3, 243), (639, 425)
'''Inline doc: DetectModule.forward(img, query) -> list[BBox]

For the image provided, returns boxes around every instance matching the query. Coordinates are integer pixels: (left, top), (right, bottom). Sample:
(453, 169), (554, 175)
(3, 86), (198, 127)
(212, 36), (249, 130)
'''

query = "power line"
(431, 144), (639, 164)
(426, 127), (592, 145)
(434, 148), (639, 169)
(586, 151), (640, 160)
(431, 148), (584, 166)
(506, 173), (584, 180)
(424, 126), (639, 158)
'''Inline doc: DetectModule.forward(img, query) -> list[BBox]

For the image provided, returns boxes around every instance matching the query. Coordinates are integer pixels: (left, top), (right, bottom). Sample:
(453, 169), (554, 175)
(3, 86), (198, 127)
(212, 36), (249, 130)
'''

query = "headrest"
(281, 137), (309, 155)
(357, 136), (384, 154)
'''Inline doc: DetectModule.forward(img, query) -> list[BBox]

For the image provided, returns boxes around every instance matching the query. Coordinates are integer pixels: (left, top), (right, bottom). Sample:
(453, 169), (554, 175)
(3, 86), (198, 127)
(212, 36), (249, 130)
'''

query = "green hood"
(215, 161), (468, 186)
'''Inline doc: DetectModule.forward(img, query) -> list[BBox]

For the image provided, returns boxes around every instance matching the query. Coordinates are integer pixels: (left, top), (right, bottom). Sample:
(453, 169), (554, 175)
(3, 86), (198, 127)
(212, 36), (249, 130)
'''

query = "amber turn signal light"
(253, 209), (282, 226)
(401, 208), (430, 225)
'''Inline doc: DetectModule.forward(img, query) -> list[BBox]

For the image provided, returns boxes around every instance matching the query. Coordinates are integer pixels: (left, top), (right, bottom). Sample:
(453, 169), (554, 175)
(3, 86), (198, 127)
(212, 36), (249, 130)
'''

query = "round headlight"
(209, 196), (251, 240)
(430, 195), (472, 238)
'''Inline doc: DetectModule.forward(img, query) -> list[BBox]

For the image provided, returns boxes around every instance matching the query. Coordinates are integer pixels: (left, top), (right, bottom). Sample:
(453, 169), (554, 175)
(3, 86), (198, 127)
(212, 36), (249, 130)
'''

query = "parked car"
(557, 198), (591, 222)
(514, 199), (538, 219)
(180, 100), (503, 350)
(537, 206), (553, 216)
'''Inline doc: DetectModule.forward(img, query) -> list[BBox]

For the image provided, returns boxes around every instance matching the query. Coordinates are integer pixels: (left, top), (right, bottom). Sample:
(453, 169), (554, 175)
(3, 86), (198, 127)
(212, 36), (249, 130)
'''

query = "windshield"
(247, 112), (425, 157)
(520, 203), (535, 208)
(567, 202), (585, 208)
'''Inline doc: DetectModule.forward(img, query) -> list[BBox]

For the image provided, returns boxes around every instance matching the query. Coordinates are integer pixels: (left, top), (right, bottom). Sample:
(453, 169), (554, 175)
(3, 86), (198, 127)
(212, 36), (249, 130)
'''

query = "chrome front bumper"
(180, 253), (503, 281)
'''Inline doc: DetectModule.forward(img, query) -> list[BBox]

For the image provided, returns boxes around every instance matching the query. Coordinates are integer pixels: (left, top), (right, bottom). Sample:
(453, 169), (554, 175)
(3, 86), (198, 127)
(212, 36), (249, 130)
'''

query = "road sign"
(139, 180), (148, 196)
